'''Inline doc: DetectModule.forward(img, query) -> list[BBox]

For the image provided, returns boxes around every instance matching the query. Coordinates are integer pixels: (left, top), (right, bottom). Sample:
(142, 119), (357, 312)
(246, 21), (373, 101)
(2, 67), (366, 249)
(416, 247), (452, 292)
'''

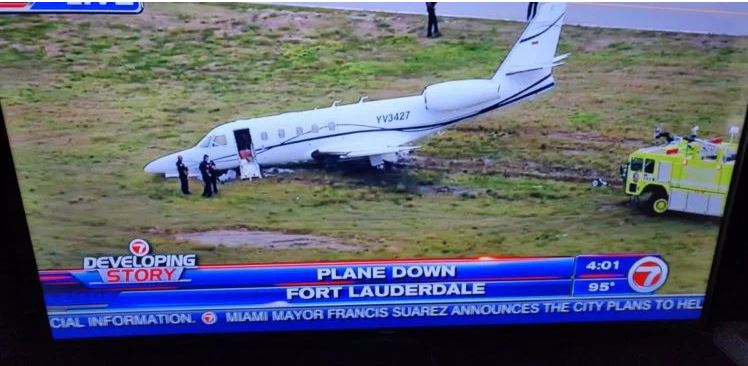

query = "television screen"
(2, 2), (746, 339)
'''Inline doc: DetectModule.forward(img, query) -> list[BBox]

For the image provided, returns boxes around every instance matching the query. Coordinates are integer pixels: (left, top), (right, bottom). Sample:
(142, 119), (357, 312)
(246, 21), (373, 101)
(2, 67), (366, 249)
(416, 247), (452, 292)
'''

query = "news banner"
(39, 239), (702, 339)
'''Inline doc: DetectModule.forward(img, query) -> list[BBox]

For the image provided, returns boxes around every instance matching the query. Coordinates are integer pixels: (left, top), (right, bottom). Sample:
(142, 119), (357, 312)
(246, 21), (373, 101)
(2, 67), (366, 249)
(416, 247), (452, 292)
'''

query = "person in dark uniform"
(527, 2), (539, 21)
(198, 154), (212, 198)
(208, 160), (219, 195)
(426, 2), (440, 38)
(176, 155), (190, 195)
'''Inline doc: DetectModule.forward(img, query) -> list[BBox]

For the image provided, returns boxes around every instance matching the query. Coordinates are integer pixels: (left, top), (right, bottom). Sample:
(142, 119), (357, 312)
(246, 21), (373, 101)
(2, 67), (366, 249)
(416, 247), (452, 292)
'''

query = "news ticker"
(0, 2), (142, 13)
(47, 295), (703, 339)
(38, 240), (684, 338)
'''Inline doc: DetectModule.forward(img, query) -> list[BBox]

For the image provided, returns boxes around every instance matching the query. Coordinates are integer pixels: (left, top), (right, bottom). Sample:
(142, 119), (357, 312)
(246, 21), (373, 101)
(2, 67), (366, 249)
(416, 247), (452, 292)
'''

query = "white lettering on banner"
(225, 311), (269, 323)
(316, 266), (386, 280)
(605, 299), (652, 311)
(83, 254), (196, 269)
(315, 265), (457, 281)
(391, 265), (457, 279)
(348, 283), (485, 298)
(50, 317), (85, 328)
(451, 303), (541, 315)
(572, 300), (606, 312)
(48, 297), (703, 334)
(81, 239), (197, 284)
(392, 305), (449, 317)
(286, 283), (485, 300)
(271, 309), (324, 321)
(286, 286), (343, 300)
(87, 313), (195, 327)
(327, 307), (389, 319)
(676, 298), (702, 310)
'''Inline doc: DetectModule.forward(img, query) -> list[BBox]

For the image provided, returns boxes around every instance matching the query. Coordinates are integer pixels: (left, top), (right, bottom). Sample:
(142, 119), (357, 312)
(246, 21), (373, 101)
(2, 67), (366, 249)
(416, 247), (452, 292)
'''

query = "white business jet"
(145, 3), (568, 177)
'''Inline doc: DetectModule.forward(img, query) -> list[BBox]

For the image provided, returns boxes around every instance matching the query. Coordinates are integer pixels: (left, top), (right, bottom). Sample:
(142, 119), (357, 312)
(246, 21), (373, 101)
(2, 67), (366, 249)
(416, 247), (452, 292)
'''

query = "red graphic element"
(627, 256), (668, 293)
(104, 267), (179, 283)
(128, 239), (151, 256)
(632, 263), (661, 287)
(201, 311), (217, 325)
(0, 3), (28, 8)
(577, 274), (625, 279)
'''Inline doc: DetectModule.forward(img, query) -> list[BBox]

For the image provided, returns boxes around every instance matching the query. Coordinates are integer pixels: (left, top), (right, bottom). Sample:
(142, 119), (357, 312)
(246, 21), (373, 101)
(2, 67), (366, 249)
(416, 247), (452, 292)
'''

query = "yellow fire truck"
(621, 126), (739, 216)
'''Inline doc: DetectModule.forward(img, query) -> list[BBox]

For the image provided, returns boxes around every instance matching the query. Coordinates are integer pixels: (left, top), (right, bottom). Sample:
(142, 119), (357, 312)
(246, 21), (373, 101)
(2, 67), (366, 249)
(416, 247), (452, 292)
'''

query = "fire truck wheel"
(649, 193), (669, 215)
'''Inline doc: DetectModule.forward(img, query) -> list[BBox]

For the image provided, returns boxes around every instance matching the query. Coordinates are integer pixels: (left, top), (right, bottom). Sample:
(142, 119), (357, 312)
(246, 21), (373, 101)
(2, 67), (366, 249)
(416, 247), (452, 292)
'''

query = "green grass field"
(1, 4), (747, 293)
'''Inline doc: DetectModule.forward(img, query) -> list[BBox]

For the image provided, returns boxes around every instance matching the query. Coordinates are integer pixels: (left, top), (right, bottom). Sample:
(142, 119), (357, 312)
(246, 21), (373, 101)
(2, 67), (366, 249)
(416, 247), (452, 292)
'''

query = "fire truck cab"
(622, 127), (739, 216)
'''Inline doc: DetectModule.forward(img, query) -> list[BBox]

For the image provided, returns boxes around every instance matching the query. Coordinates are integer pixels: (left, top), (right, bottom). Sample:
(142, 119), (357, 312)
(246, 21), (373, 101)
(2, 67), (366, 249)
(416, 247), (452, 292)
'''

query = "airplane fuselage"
(145, 73), (556, 176)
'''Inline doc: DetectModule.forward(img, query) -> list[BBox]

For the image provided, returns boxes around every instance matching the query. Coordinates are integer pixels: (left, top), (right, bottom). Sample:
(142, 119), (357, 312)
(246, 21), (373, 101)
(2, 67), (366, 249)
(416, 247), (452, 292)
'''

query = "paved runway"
(278, 2), (748, 36)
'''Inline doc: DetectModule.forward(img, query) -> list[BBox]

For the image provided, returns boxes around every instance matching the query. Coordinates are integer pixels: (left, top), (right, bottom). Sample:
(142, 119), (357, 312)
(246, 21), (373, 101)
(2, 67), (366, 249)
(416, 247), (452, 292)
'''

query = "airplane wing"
(314, 144), (419, 160)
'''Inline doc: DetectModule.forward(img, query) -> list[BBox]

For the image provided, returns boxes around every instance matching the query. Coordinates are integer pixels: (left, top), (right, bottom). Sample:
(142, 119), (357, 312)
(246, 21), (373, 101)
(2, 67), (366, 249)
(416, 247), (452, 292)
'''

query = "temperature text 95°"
(587, 281), (616, 292)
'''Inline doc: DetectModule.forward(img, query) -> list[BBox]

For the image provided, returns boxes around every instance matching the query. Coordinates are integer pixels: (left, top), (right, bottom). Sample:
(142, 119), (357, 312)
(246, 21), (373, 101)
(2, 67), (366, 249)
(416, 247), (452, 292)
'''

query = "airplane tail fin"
(492, 3), (567, 81)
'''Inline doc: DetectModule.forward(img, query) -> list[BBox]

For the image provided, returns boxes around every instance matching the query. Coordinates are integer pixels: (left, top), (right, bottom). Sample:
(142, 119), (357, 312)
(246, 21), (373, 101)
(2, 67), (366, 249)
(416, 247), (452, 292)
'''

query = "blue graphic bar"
(572, 279), (633, 296)
(574, 254), (651, 277)
(40, 254), (683, 339)
(69, 257), (575, 289)
(47, 295), (704, 339)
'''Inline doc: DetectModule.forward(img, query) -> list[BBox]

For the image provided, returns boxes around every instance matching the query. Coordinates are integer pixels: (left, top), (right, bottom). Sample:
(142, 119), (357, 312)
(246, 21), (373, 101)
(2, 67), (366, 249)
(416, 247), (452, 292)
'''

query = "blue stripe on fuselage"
(254, 74), (555, 156)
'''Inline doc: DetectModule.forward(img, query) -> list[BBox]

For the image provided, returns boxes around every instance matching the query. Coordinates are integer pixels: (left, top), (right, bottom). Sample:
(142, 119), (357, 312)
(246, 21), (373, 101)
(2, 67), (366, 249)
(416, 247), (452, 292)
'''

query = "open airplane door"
(233, 128), (262, 180)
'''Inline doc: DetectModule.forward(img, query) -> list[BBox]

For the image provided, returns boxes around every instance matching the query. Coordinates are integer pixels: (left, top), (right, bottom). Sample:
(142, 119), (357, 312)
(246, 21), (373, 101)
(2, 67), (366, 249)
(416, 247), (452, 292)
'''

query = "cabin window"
(296, 127), (303, 136)
(630, 158), (643, 172)
(211, 135), (227, 146)
(311, 124), (319, 133)
(328, 121), (336, 131)
(278, 129), (285, 138)
(261, 132), (268, 141)
(644, 159), (655, 174)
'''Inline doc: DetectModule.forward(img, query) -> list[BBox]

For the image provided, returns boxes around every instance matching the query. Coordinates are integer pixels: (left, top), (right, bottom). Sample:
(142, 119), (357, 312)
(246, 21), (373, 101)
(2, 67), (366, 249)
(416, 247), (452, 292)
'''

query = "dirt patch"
(521, 129), (644, 149)
(174, 229), (361, 252)
(416, 184), (477, 196)
(407, 155), (614, 184)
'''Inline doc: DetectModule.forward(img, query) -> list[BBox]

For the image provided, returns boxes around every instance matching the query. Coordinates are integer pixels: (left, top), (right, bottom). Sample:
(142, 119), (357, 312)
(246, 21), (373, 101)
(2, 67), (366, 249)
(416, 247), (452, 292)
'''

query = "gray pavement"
(278, 2), (748, 36)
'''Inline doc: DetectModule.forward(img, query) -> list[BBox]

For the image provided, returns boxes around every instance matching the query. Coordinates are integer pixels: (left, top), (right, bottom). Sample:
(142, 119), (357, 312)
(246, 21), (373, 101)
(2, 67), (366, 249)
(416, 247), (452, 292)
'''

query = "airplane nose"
(144, 154), (174, 174)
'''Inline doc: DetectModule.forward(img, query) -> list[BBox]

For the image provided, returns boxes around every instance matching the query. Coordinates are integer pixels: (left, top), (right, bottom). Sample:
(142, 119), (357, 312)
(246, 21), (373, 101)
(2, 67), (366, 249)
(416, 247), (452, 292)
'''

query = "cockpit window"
(212, 135), (227, 146)
(630, 157), (643, 172)
(197, 134), (211, 148)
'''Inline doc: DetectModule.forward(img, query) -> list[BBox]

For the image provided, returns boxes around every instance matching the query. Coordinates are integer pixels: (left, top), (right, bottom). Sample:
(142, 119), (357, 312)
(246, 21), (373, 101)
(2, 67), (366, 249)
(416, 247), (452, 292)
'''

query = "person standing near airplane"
(208, 160), (219, 195)
(426, 2), (440, 38)
(199, 154), (212, 197)
(176, 155), (190, 195)
(239, 147), (251, 181)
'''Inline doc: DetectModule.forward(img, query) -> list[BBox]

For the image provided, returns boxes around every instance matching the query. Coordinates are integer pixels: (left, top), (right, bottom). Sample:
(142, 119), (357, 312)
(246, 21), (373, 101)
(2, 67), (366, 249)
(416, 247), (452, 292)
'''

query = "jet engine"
(423, 79), (500, 111)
